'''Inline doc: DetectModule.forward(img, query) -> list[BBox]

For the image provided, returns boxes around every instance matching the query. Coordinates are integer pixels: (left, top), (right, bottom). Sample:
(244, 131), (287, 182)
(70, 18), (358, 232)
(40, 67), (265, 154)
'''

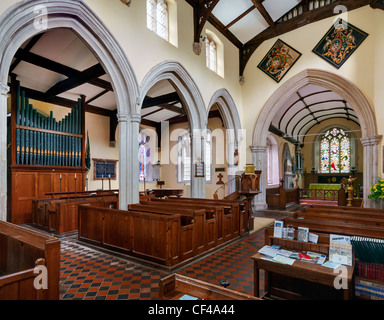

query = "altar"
(309, 183), (340, 190)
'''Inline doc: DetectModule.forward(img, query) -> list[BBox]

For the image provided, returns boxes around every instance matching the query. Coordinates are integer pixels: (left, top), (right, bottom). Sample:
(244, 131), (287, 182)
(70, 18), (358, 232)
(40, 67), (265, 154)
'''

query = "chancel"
(1, 0), (384, 304)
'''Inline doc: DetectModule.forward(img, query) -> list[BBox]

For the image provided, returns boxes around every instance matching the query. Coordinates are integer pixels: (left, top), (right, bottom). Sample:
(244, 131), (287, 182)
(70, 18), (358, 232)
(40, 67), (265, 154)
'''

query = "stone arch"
(251, 68), (380, 209)
(139, 61), (207, 198)
(207, 89), (242, 193)
(0, 0), (140, 219)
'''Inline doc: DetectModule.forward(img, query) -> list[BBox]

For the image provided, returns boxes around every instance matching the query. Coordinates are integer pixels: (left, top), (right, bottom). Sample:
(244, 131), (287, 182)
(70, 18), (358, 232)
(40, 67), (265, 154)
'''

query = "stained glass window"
(139, 134), (148, 181)
(320, 128), (350, 173)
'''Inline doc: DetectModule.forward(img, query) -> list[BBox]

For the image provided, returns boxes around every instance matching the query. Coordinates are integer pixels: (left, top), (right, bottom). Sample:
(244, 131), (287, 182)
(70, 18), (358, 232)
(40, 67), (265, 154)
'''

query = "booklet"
(322, 261), (342, 269)
(297, 227), (309, 242)
(258, 245), (279, 258)
(329, 234), (353, 266)
(273, 220), (283, 238)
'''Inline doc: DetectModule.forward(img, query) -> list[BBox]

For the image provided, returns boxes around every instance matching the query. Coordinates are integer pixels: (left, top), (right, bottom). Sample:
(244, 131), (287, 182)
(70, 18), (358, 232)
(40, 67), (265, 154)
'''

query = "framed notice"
(194, 161), (205, 177)
(93, 158), (118, 180)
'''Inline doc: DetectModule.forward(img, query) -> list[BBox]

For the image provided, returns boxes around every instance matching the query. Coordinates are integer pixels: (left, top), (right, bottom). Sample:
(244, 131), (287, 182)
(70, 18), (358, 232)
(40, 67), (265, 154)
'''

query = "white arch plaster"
(251, 68), (380, 209)
(139, 61), (208, 198)
(0, 0), (140, 219)
(207, 89), (243, 193)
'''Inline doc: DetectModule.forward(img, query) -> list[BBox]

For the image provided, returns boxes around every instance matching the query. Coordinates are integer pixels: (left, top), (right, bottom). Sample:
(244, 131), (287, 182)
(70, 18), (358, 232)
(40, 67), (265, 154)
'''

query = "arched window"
(138, 134), (147, 181)
(320, 128), (351, 173)
(206, 36), (217, 73)
(147, 0), (169, 41)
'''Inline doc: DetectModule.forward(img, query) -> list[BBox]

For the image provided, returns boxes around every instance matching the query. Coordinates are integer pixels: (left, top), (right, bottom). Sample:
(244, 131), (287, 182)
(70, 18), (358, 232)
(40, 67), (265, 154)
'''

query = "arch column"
(0, 82), (9, 221)
(118, 112), (141, 210)
(361, 135), (382, 208)
(250, 145), (268, 211)
(190, 129), (206, 198)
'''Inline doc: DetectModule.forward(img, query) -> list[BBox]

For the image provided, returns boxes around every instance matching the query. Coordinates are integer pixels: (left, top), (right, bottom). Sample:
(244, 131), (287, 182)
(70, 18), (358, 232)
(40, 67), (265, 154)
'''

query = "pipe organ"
(9, 79), (87, 224)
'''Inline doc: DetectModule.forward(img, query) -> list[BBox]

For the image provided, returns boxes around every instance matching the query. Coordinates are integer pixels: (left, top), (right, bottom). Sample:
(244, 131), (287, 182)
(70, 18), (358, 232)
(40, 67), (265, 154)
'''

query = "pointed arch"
(0, 0), (140, 218)
(139, 61), (207, 197)
(251, 68), (380, 208)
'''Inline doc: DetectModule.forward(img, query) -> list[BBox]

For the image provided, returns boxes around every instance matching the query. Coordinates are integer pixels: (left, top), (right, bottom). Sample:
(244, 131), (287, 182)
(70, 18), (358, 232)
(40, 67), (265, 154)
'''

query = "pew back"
(0, 221), (60, 300)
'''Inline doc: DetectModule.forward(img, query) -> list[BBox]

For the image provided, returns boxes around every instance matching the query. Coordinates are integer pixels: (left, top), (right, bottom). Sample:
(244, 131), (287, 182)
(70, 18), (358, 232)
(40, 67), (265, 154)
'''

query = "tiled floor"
(59, 228), (267, 300)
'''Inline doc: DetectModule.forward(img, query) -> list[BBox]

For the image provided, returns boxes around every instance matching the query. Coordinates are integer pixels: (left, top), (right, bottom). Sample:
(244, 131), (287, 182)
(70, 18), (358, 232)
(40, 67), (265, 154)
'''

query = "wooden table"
(150, 188), (184, 198)
(252, 252), (354, 300)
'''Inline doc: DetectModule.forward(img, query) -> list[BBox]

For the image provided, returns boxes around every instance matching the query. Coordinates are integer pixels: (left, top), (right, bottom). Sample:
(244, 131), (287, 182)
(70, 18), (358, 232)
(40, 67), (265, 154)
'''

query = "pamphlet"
(306, 251), (326, 264)
(273, 221), (283, 238)
(297, 227), (309, 242)
(322, 261), (342, 269)
(308, 233), (319, 244)
(273, 255), (295, 265)
(258, 245), (279, 258)
(329, 234), (353, 266)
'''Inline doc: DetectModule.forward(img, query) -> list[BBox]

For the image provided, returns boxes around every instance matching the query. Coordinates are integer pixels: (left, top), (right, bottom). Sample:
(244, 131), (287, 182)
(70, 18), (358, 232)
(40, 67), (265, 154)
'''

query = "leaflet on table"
(304, 251), (327, 264)
(329, 234), (353, 266)
(273, 221), (284, 238)
(258, 245), (279, 258)
(273, 255), (295, 265)
(321, 261), (342, 269)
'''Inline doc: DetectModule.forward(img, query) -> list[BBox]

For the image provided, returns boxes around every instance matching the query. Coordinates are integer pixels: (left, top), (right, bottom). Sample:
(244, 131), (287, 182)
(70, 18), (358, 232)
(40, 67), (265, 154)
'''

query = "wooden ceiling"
(186, 0), (382, 76)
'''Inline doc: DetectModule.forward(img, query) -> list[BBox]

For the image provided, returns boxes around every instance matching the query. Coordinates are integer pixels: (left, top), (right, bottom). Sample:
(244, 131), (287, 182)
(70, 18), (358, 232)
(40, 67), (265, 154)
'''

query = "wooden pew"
(295, 211), (384, 228)
(0, 221), (60, 300)
(32, 194), (118, 236)
(144, 197), (235, 243)
(301, 205), (384, 220)
(166, 196), (251, 237)
(128, 203), (205, 257)
(140, 199), (221, 247)
(159, 273), (260, 300)
(266, 186), (300, 209)
(78, 205), (193, 269)
(284, 217), (384, 239)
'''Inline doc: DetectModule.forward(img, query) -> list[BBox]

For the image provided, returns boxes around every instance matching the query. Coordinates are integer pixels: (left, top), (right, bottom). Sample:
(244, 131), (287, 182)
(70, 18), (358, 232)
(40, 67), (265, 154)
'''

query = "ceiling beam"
(251, 0), (274, 28)
(16, 84), (113, 117)
(9, 33), (44, 73)
(269, 124), (299, 145)
(240, 0), (373, 76)
(224, 5), (256, 30)
(13, 48), (113, 92)
(44, 63), (106, 98)
(192, 0), (220, 43)
(208, 15), (243, 48)
(142, 92), (181, 109)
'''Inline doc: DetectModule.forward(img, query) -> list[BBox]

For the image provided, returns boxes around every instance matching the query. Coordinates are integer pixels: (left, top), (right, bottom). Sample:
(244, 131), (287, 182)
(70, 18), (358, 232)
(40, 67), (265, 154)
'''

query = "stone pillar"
(129, 113), (141, 204)
(117, 113), (129, 210)
(190, 129), (206, 198)
(250, 145), (268, 211)
(0, 82), (9, 221)
(226, 129), (237, 195)
(360, 135), (382, 208)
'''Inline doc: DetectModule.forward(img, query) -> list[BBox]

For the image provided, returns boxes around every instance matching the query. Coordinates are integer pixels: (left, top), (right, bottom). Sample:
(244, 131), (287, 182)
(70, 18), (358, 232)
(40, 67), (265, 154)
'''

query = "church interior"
(1, 0), (384, 304)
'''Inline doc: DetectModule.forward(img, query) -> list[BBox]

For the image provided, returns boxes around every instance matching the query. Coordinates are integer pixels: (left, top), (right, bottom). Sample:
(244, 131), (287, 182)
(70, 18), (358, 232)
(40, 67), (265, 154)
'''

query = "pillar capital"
(360, 135), (382, 147)
(0, 82), (9, 96)
(130, 113), (141, 124)
(250, 145), (267, 154)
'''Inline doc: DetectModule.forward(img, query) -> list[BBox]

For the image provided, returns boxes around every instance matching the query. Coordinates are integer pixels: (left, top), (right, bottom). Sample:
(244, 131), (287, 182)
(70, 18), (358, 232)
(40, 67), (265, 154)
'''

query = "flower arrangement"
(368, 180), (384, 200)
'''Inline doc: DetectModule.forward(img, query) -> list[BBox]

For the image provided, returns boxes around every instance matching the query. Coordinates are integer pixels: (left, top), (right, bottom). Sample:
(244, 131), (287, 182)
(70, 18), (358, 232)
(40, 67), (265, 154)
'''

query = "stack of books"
(351, 236), (384, 264)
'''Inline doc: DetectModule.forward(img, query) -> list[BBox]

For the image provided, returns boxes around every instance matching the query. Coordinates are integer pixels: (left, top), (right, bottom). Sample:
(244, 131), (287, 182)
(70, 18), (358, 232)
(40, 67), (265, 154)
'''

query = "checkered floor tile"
(59, 230), (266, 300)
